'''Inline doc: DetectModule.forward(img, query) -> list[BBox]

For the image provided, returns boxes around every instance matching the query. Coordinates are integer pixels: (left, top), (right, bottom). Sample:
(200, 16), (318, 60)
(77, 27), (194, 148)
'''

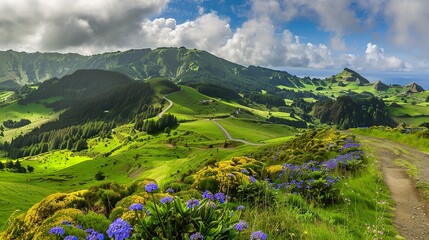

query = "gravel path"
(158, 96), (173, 118)
(356, 134), (429, 239)
(210, 119), (264, 146)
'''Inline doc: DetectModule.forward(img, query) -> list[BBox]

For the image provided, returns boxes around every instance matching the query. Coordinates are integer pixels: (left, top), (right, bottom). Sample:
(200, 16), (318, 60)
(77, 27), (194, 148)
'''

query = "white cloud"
(339, 42), (408, 71)
(0, 0), (418, 71)
(0, 0), (169, 53)
(215, 18), (334, 68)
(364, 43), (406, 70)
(384, 0), (429, 53)
(140, 12), (232, 52)
(249, 0), (360, 51)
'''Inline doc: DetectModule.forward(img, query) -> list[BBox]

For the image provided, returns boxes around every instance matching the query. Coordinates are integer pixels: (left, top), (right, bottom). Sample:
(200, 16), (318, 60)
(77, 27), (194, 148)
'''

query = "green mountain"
(330, 68), (370, 85)
(0, 48), (311, 92)
(20, 69), (134, 110)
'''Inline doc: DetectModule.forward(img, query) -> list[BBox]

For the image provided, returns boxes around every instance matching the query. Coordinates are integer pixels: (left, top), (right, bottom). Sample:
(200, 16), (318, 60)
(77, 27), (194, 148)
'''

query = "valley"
(0, 48), (428, 239)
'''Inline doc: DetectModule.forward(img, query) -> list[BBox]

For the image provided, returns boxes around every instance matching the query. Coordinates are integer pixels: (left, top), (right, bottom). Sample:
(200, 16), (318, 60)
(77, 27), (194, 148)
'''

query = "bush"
(131, 197), (239, 239)
(95, 171), (106, 181)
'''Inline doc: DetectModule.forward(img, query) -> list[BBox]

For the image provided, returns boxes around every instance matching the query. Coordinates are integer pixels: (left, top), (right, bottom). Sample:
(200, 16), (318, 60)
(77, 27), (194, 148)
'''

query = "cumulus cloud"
(0, 0), (169, 53)
(364, 43), (406, 70)
(140, 12), (232, 52)
(0, 0), (418, 71)
(216, 18), (334, 68)
(249, 0), (360, 51)
(384, 0), (429, 53)
(340, 42), (408, 71)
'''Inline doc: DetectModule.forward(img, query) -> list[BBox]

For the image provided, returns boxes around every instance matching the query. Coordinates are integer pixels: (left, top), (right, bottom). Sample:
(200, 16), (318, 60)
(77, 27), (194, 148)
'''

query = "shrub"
(131, 197), (239, 239)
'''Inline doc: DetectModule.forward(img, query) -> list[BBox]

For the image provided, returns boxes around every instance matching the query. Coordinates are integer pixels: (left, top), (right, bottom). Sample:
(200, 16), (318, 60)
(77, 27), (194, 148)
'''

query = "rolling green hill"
(0, 64), (426, 239)
(0, 48), (342, 94)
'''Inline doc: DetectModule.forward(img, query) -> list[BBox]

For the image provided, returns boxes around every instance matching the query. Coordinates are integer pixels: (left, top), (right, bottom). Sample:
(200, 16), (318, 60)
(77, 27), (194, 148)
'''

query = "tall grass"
(352, 128), (429, 152)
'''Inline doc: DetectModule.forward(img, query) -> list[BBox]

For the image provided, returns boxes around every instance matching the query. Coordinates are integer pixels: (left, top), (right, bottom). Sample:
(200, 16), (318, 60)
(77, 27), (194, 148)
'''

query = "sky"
(0, 0), (428, 84)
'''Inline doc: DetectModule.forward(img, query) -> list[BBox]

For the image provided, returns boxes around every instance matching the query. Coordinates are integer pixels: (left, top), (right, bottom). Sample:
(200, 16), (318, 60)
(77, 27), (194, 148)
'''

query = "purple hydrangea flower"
(106, 218), (132, 240)
(186, 199), (200, 209)
(75, 225), (83, 229)
(234, 220), (248, 232)
(249, 176), (256, 183)
(250, 230), (267, 240)
(202, 190), (214, 201)
(214, 192), (226, 203)
(236, 205), (245, 211)
(166, 187), (174, 193)
(160, 196), (174, 204)
(49, 226), (65, 236)
(145, 182), (158, 193)
(241, 169), (249, 174)
(324, 159), (338, 170)
(86, 229), (105, 240)
(129, 203), (143, 211)
(64, 236), (78, 240)
(190, 232), (204, 240)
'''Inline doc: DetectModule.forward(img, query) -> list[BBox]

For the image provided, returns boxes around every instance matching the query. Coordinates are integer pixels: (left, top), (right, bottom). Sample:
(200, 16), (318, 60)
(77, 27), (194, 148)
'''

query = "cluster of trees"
(133, 105), (162, 130)
(3, 119), (31, 129)
(313, 96), (396, 129)
(4, 121), (115, 159)
(0, 160), (33, 173)
(4, 74), (161, 158)
(267, 116), (308, 128)
(191, 83), (240, 100)
(276, 89), (318, 100)
(135, 114), (178, 134)
(244, 92), (285, 108)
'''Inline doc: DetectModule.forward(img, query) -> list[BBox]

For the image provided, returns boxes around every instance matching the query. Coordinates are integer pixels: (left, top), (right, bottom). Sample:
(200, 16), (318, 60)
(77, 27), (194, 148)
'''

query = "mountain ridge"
(0, 47), (423, 93)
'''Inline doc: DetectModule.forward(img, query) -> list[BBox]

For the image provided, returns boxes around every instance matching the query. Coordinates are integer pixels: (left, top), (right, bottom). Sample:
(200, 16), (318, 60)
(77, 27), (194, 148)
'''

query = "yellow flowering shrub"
(1, 192), (86, 240)
(193, 157), (264, 193)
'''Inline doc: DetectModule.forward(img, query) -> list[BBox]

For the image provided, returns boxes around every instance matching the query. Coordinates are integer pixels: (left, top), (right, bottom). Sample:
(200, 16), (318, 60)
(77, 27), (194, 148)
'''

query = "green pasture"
(388, 103), (429, 117)
(351, 128), (429, 153)
(166, 86), (236, 119)
(215, 118), (296, 143)
(0, 102), (57, 142)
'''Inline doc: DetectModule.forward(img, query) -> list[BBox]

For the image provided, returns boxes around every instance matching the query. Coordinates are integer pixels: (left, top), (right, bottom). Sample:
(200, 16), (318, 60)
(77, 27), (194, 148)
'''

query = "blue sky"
(0, 0), (427, 84)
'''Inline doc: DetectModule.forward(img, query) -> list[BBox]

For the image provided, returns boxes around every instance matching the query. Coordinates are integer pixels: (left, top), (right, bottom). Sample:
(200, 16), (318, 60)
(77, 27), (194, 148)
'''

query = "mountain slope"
(0, 48), (312, 92)
(20, 69), (134, 110)
(328, 68), (370, 85)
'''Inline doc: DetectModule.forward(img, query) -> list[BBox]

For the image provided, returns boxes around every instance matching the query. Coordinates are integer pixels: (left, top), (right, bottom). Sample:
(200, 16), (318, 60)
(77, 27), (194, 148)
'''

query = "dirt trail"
(158, 96), (173, 118)
(355, 134), (429, 239)
(210, 119), (264, 146)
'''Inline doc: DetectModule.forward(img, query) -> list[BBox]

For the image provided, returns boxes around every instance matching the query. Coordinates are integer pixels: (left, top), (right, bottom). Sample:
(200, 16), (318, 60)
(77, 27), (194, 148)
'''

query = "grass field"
(215, 118), (296, 143)
(0, 81), (425, 237)
(0, 102), (57, 142)
(0, 113), (272, 226)
(167, 86), (236, 119)
(351, 128), (429, 153)
(388, 103), (429, 117)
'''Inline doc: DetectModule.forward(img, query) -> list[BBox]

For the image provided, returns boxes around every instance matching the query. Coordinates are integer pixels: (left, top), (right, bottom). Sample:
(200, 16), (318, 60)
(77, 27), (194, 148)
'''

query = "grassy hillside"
(166, 86), (237, 119)
(0, 61), (426, 238)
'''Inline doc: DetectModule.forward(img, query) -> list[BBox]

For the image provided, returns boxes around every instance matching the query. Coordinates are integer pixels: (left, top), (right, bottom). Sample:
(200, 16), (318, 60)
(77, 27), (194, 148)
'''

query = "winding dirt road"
(210, 119), (264, 146)
(158, 96), (173, 118)
(355, 134), (429, 239)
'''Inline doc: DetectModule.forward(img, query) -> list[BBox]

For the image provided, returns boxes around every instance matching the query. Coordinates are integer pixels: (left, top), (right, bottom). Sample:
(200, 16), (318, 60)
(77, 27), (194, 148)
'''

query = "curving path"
(156, 94), (264, 146)
(355, 134), (429, 239)
(158, 96), (173, 118)
(210, 119), (264, 146)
